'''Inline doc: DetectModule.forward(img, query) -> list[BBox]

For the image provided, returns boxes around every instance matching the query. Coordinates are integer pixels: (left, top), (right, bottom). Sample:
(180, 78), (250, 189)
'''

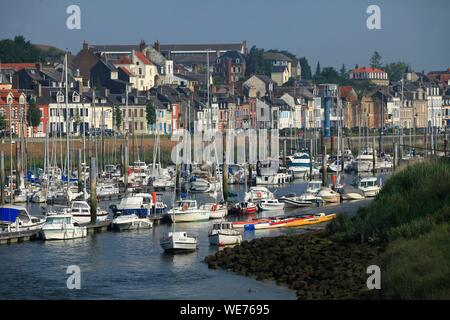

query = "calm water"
(0, 174), (388, 300)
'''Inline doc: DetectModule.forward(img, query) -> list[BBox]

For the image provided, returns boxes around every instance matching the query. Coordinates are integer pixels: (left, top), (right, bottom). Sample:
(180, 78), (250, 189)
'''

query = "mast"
(64, 52), (70, 188)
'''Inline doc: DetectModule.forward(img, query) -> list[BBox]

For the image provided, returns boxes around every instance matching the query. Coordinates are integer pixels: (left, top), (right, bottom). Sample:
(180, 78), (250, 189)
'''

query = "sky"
(1, 0), (449, 72)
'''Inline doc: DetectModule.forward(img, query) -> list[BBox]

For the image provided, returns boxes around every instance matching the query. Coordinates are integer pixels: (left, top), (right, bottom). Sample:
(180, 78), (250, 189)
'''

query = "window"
(140, 109), (144, 117)
(140, 122), (143, 130)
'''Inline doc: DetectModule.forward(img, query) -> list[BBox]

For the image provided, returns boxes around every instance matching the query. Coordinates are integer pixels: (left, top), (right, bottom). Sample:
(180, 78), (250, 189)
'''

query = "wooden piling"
(321, 133), (327, 187)
(89, 157), (97, 223)
(372, 136), (376, 176)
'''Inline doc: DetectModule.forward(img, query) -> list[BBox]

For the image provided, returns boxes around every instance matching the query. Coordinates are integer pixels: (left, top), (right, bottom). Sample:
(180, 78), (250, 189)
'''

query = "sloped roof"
(160, 43), (244, 52)
(134, 51), (153, 65)
(0, 63), (40, 71)
(89, 44), (139, 53)
(351, 66), (386, 73)
(263, 52), (293, 62)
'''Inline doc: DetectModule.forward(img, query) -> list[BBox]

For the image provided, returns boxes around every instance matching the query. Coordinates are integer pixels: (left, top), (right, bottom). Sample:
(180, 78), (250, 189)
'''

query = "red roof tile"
(119, 66), (134, 76)
(134, 51), (152, 65)
(351, 67), (385, 73)
(116, 56), (132, 64)
(0, 63), (40, 71)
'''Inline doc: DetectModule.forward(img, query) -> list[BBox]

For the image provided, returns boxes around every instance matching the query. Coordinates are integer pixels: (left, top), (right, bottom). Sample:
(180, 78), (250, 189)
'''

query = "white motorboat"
(337, 184), (365, 200)
(41, 214), (87, 240)
(278, 193), (322, 208)
(287, 152), (319, 178)
(97, 183), (120, 197)
(257, 199), (285, 211)
(256, 172), (291, 185)
(112, 214), (153, 231)
(318, 187), (341, 203)
(208, 221), (242, 246)
(189, 177), (221, 193)
(166, 199), (210, 222)
(358, 177), (381, 197)
(110, 193), (167, 216)
(306, 180), (323, 194)
(13, 190), (29, 203)
(0, 205), (45, 233)
(152, 177), (175, 190)
(244, 186), (274, 202)
(352, 147), (376, 172)
(199, 202), (228, 219)
(160, 231), (198, 253)
(63, 200), (109, 224)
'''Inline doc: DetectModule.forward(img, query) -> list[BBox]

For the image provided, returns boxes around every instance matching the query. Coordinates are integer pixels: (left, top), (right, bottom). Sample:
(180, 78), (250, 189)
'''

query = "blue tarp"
(0, 207), (19, 223)
(26, 171), (40, 184)
(62, 175), (79, 182)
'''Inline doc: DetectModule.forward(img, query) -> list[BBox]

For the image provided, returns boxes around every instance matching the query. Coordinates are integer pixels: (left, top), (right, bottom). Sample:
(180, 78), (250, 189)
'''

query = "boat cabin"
(359, 178), (378, 188)
(175, 200), (198, 210)
(69, 201), (91, 213)
(45, 214), (76, 226)
(212, 222), (234, 230)
(306, 181), (322, 193)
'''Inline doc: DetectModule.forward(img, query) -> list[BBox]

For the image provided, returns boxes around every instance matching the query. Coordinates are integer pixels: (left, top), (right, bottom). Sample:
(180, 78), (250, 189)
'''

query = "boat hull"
(208, 232), (242, 246)
(169, 211), (211, 223)
(160, 238), (197, 252)
(112, 218), (153, 231)
(72, 212), (109, 225)
(41, 227), (87, 240)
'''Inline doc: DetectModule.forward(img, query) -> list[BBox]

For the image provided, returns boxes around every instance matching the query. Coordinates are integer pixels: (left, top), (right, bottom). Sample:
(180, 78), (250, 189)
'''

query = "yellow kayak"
(284, 213), (337, 228)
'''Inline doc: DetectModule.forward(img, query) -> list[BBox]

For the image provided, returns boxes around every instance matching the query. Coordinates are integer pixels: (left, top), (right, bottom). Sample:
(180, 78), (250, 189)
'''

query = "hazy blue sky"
(1, 0), (449, 72)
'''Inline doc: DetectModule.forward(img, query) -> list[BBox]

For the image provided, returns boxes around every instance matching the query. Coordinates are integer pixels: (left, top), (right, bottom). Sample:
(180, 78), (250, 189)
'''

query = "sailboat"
(160, 152), (197, 252)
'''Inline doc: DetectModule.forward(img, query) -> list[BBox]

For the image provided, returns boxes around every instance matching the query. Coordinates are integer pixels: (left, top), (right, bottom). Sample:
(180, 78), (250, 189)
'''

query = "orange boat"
(284, 213), (337, 227)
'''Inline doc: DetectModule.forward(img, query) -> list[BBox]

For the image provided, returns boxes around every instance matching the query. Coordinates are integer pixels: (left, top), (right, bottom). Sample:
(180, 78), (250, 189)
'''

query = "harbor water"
(0, 173), (387, 299)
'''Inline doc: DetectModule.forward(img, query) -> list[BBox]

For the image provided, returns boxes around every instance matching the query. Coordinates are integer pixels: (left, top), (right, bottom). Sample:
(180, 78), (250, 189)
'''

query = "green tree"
(314, 61), (321, 78)
(384, 62), (409, 82)
(339, 64), (347, 79)
(267, 49), (297, 61)
(26, 98), (42, 134)
(146, 101), (156, 129)
(299, 57), (312, 80)
(114, 105), (123, 130)
(321, 67), (340, 83)
(245, 46), (271, 76)
(0, 36), (62, 63)
(370, 51), (383, 69)
(0, 113), (6, 131)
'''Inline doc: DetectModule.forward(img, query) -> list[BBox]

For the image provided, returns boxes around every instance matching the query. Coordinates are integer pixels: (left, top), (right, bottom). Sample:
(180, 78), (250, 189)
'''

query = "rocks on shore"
(204, 233), (383, 299)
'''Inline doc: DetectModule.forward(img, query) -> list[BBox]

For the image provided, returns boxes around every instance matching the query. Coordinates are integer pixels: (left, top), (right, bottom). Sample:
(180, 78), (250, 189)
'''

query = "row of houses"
(1, 40), (449, 137)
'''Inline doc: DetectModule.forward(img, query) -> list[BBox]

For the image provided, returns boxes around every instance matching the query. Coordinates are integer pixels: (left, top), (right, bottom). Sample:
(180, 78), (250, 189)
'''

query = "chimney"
(36, 83), (42, 97)
(154, 40), (160, 53)
(226, 58), (233, 86)
(139, 40), (146, 52)
(83, 40), (89, 51)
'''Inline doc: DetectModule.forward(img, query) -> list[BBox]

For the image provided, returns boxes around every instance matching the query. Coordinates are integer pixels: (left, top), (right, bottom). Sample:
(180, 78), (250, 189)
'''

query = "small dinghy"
(208, 221), (242, 246)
